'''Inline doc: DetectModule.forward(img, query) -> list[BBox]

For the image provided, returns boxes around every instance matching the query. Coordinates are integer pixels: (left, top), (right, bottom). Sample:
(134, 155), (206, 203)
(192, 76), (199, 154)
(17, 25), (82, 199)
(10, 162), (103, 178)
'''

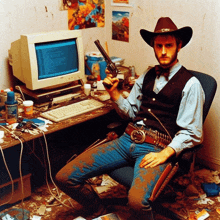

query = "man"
(55, 17), (205, 219)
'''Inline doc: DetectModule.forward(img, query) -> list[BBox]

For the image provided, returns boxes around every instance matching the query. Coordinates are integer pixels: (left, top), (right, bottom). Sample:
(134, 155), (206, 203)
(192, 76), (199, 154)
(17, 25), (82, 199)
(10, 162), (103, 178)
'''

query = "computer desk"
(0, 97), (119, 207)
(1, 98), (115, 151)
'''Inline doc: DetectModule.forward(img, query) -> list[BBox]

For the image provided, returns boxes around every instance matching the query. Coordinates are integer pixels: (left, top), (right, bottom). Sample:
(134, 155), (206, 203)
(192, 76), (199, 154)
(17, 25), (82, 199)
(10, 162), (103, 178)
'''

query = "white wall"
(0, 0), (219, 169)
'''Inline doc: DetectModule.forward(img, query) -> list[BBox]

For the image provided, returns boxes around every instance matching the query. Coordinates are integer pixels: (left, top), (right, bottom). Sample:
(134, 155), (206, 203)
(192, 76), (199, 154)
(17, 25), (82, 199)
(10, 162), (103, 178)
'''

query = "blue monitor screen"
(35, 39), (79, 80)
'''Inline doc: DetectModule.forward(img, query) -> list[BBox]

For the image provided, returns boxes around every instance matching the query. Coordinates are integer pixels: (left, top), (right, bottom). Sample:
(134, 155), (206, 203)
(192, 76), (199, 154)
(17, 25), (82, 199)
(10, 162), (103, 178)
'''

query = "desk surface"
(1, 98), (115, 150)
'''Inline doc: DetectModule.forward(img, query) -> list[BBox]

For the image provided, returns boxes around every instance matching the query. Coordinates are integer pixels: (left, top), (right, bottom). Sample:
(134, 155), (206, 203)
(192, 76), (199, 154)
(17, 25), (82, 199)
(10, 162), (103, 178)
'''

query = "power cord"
(0, 125), (26, 219)
(34, 124), (74, 209)
(15, 85), (25, 101)
(0, 146), (14, 206)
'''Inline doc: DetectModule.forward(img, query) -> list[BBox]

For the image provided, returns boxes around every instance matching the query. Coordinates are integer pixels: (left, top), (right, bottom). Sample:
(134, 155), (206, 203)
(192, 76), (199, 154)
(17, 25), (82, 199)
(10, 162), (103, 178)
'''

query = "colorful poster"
(68, 0), (105, 30)
(112, 11), (129, 42)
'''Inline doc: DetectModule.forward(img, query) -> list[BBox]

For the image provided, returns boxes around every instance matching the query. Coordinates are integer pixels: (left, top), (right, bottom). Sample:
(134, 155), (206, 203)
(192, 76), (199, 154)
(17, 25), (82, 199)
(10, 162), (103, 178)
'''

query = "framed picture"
(111, 0), (134, 7)
(112, 11), (129, 42)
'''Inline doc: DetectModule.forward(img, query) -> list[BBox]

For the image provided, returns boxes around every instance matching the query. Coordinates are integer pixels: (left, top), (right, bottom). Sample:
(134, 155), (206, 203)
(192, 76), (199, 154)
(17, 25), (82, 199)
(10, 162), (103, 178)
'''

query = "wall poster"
(112, 11), (129, 42)
(67, 0), (105, 30)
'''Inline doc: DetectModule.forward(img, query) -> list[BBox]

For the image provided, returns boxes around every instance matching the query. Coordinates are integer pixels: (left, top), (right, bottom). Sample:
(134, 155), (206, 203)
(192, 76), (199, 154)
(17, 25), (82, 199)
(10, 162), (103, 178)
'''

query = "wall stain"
(138, 6), (142, 10)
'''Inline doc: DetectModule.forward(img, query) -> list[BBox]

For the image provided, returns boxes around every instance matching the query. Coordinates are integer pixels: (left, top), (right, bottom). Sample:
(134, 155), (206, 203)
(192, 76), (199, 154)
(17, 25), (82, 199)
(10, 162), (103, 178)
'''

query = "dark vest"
(134, 66), (193, 137)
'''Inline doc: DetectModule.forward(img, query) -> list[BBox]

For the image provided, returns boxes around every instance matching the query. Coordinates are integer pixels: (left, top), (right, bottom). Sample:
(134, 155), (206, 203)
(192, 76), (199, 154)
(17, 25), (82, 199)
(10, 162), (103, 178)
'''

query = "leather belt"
(125, 123), (171, 149)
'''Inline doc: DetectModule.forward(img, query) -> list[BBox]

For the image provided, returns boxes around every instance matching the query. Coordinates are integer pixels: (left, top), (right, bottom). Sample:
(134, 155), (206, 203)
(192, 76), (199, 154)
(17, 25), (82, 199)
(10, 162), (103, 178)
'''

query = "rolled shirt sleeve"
(115, 73), (145, 118)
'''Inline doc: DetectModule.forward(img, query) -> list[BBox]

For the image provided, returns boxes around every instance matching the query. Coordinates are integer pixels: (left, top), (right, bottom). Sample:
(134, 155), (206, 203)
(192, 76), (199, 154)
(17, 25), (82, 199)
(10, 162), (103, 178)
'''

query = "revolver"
(94, 39), (119, 88)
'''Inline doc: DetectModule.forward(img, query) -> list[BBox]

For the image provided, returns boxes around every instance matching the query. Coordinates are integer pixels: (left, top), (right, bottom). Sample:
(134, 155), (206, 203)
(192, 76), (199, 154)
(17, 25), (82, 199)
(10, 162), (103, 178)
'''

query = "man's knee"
(55, 169), (77, 189)
(55, 170), (66, 185)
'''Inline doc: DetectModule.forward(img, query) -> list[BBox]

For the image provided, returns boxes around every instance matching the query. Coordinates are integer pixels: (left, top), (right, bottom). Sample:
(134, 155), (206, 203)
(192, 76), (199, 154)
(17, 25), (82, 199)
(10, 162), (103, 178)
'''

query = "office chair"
(107, 70), (217, 219)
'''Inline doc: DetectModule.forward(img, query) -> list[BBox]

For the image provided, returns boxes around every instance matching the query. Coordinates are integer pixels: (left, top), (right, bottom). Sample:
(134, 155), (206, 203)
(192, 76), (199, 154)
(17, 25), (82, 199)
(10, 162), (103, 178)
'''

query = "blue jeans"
(56, 132), (168, 212)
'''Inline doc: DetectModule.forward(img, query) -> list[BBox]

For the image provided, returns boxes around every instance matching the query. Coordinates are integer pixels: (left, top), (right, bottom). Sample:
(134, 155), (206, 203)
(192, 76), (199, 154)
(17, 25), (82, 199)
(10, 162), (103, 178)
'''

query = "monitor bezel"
(16, 30), (85, 91)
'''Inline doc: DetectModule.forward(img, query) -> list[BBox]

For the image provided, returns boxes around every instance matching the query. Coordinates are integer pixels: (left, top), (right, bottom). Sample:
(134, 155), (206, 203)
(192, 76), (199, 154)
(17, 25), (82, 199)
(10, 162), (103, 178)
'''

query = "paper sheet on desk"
(23, 117), (51, 133)
(36, 117), (53, 132)
(7, 117), (52, 135)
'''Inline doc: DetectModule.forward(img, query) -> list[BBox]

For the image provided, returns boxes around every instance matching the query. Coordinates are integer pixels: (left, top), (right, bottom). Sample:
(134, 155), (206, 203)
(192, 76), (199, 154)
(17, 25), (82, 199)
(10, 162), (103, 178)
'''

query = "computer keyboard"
(40, 98), (105, 122)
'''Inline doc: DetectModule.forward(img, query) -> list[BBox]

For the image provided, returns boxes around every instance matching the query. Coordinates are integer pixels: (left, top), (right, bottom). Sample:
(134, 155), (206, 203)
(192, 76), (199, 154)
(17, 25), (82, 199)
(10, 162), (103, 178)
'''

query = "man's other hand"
(139, 147), (175, 168)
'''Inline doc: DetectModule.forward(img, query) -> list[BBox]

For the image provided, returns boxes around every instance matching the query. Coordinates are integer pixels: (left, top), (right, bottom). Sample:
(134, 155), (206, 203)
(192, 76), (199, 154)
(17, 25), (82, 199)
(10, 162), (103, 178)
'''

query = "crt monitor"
(9, 30), (86, 91)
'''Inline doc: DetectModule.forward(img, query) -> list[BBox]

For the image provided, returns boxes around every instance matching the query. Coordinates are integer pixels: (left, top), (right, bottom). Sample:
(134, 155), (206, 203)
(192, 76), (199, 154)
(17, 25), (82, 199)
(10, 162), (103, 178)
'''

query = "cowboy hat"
(140, 17), (193, 48)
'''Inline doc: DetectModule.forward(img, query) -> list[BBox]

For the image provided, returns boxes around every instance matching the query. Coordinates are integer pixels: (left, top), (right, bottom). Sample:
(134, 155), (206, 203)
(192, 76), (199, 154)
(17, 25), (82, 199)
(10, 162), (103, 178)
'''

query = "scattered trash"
(31, 216), (41, 220)
(196, 209), (210, 220)
(92, 213), (121, 220)
(73, 217), (86, 220)
(45, 195), (56, 204)
(32, 195), (42, 201)
(2, 168), (220, 219)
(45, 207), (52, 212)
(188, 212), (197, 220)
(194, 169), (220, 184)
(2, 214), (15, 220)
(101, 175), (118, 187)
(197, 197), (214, 205)
(216, 208), (220, 215)
(202, 182), (220, 197)
(37, 204), (46, 216)
(0, 208), (30, 220)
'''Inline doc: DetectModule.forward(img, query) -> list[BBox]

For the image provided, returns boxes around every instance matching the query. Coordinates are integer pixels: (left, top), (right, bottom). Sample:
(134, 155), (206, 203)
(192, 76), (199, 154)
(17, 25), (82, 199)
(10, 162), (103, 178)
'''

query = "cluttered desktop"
(7, 30), (131, 123)
(4, 29), (134, 130)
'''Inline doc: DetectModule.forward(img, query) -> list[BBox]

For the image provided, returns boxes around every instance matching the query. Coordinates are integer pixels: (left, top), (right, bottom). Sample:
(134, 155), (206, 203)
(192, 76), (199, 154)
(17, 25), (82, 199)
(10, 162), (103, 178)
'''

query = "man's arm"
(168, 77), (205, 156)
(103, 72), (145, 119)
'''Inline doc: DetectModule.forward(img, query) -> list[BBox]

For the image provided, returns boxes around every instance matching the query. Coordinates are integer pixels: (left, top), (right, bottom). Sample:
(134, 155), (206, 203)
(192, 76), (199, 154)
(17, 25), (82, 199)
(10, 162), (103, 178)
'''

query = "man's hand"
(139, 147), (175, 168)
(103, 74), (119, 91)
(103, 73), (120, 101)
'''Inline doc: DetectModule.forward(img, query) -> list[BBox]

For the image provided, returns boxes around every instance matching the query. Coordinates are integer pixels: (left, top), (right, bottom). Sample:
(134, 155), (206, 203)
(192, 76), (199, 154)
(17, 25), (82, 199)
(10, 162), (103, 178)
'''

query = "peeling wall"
(0, 0), (219, 169)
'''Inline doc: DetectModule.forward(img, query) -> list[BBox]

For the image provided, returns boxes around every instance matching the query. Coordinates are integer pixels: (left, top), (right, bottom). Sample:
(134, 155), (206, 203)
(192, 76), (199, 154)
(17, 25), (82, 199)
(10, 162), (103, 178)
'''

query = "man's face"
(153, 35), (181, 69)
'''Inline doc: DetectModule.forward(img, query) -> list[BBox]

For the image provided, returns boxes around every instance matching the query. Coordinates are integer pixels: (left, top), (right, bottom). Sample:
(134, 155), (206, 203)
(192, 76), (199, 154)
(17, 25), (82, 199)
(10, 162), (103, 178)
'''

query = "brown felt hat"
(140, 17), (193, 48)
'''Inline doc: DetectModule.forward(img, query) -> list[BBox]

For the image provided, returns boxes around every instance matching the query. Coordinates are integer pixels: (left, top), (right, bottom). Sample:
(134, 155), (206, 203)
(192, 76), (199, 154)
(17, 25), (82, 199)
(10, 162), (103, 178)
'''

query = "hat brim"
(140, 26), (193, 48)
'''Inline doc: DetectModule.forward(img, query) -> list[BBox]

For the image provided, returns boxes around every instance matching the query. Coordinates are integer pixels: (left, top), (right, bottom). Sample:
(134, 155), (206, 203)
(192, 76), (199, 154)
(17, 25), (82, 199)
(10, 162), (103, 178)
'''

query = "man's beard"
(155, 48), (178, 68)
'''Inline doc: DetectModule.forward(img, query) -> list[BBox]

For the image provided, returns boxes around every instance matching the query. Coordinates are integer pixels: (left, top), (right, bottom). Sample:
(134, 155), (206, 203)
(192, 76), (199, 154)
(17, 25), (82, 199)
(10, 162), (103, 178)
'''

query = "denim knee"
(55, 168), (78, 187)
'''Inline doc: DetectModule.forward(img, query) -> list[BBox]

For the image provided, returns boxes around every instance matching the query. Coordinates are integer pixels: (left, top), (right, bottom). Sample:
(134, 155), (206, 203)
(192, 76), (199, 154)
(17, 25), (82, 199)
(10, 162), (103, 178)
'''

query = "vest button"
(152, 98), (156, 101)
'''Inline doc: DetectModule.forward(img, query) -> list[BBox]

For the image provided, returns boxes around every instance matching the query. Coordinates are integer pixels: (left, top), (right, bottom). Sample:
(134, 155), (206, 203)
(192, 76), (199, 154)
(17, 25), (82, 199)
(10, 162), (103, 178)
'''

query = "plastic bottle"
(23, 100), (34, 117)
(5, 91), (18, 124)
